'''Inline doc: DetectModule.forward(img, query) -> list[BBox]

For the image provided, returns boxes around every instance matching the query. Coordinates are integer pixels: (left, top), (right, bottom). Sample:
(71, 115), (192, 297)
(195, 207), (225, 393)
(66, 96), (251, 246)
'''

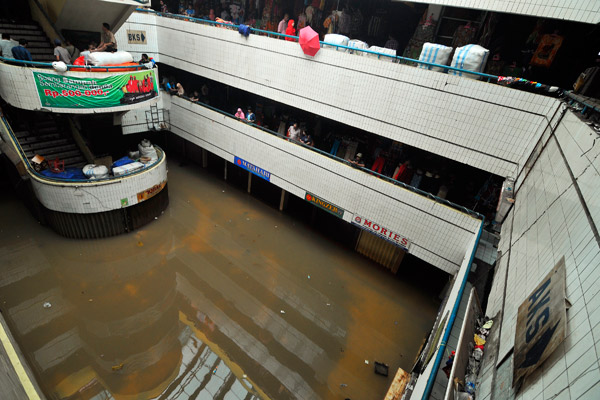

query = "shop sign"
(234, 157), (271, 181)
(120, 198), (129, 207)
(127, 30), (147, 44)
(137, 181), (166, 202)
(513, 257), (566, 386)
(304, 192), (344, 218)
(351, 214), (411, 251)
(33, 69), (158, 109)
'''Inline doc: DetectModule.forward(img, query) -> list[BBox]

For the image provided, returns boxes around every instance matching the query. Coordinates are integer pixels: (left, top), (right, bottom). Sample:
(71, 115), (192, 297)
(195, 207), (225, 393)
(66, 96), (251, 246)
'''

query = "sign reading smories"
(513, 257), (567, 387)
(351, 214), (411, 251)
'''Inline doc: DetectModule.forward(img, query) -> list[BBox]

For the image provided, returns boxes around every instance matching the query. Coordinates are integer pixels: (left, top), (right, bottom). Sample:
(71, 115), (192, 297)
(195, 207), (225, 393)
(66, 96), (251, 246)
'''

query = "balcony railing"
(171, 92), (485, 220)
(0, 56), (149, 72)
(0, 115), (165, 185)
(135, 8), (499, 82)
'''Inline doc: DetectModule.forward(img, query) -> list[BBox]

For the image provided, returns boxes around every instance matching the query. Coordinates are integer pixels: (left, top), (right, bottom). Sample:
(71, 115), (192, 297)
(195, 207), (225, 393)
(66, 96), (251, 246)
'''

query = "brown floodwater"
(0, 161), (439, 400)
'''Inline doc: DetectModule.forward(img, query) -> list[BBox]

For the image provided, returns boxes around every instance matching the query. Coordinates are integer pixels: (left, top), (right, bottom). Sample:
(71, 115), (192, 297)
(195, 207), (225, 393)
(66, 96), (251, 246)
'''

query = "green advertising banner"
(33, 69), (158, 109)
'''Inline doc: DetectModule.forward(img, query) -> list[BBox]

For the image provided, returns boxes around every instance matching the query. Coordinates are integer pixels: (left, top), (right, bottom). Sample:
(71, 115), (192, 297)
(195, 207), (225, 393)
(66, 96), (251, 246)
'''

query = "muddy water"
(0, 162), (440, 400)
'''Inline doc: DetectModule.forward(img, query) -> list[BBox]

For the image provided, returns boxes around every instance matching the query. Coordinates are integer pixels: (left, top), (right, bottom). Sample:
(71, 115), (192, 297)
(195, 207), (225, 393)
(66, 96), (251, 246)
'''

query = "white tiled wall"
(0, 62), (159, 114)
(408, 0), (600, 24)
(113, 12), (160, 62)
(168, 95), (482, 273)
(117, 12), (562, 178)
(480, 109), (600, 400)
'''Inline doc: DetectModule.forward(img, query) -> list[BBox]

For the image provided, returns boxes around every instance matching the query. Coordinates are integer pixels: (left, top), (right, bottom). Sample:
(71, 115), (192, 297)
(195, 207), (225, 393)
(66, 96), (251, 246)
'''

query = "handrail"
(30, 0), (65, 42)
(0, 115), (164, 185)
(0, 56), (148, 71)
(421, 220), (484, 399)
(135, 8), (499, 82)
(175, 93), (484, 219)
(563, 91), (600, 114)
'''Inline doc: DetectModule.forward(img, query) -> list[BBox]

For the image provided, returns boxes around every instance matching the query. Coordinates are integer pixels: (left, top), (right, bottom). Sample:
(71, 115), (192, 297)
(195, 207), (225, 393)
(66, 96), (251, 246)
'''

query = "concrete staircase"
(0, 20), (55, 62)
(13, 114), (86, 168)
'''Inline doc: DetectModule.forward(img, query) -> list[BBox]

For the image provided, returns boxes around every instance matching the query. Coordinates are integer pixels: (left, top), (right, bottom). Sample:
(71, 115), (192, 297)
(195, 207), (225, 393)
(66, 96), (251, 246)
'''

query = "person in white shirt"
(287, 122), (301, 141)
(0, 33), (16, 59)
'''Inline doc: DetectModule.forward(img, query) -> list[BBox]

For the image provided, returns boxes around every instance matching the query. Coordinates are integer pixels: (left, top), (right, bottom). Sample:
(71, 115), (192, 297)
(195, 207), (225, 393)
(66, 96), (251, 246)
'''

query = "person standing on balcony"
(285, 19), (296, 41)
(64, 39), (80, 61)
(160, 0), (168, 13)
(235, 108), (245, 119)
(12, 39), (32, 62)
(53, 39), (71, 64)
(278, 13), (289, 35)
(246, 108), (256, 123)
(0, 33), (16, 59)
(185, 3), (195, 17)
(92, 23), (117, 53)
(287, 122), (301, 141)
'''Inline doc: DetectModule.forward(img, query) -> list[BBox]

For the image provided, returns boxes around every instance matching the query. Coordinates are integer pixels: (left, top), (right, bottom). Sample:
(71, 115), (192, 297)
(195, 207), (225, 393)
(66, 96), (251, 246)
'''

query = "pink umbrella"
(298, 26), (320, 57)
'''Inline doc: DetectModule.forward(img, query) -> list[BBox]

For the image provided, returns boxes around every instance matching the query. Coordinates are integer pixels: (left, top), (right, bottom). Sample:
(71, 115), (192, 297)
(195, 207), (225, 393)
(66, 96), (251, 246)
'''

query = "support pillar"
(279, 189), (288, 211)
(247, 171), (252, 193)
(224, 160), (228, 180)
(202, 149), (208, 168)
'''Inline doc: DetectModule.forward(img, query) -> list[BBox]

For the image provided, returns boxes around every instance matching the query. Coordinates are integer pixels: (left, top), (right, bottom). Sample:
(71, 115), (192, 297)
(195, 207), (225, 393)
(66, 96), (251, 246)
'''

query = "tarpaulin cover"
(40, 167), (86, 180)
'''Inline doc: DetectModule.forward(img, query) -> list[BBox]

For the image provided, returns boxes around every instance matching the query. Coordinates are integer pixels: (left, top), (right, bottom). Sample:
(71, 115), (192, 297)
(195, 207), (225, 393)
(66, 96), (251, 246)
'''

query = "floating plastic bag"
(418, 43), (452, 72)
(449, 44), (489, 79)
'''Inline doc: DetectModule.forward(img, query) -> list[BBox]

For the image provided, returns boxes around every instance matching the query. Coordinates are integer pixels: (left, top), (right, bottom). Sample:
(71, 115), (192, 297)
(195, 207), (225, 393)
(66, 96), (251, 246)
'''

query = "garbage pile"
(443, 317), (494, 400)
(32, 139), (159, 180)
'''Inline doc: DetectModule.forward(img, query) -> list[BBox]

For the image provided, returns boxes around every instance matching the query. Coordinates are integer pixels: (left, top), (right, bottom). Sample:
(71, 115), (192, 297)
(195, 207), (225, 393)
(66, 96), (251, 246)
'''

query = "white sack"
(348, 39), (368, 55)
(81, 50), (133, 66)
(365, 46), (396, 62)
(82, 164), (109, 179)
(449, 44), (490, 79)
(322, 34), (349, 52)
(418, 43), (452, 72)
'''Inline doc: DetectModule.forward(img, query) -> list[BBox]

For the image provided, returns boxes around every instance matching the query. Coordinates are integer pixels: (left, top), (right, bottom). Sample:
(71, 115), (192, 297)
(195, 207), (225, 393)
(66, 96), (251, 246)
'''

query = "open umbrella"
(299, 26), (320, 57)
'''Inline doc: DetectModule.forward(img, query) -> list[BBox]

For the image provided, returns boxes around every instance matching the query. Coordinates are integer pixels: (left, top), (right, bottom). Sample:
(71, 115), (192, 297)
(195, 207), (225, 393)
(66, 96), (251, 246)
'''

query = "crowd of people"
(0, 34), (32, 62)
(159, 65), (502, 218)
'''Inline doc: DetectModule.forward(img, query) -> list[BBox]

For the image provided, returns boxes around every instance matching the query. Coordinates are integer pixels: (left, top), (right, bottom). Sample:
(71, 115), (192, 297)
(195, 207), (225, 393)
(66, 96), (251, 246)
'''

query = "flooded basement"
(0, 161), (441, 400)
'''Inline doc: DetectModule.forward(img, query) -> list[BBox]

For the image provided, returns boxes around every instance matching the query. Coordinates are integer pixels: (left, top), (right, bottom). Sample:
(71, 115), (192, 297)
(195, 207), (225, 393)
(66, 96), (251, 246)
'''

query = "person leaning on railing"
(0, 33), (17, 59)
(12, 39), (32, 63)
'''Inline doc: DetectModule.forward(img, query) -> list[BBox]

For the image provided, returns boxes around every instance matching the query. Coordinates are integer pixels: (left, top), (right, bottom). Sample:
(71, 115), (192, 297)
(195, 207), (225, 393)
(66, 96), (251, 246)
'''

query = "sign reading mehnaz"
(33, 69), (158, 109)
(513, 257), (567, 387)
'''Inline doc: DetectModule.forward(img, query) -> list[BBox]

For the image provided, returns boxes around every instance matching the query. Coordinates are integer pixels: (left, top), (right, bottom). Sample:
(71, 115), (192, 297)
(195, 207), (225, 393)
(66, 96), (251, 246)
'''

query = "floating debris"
(280, 310), (286, 314)
(307, 275), (311, 279)
(365, 360), (369, 365)
(112, 363), (124, 371)
(43, 302), (52, 309)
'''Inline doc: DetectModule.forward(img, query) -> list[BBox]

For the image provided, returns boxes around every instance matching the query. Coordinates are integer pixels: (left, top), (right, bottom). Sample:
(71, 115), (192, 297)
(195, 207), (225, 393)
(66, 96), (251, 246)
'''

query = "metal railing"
(0, 56), (148, 71)
(173, 93), (484, 219)
(0, 115), (165, 184)
(136, 8), (499, 82)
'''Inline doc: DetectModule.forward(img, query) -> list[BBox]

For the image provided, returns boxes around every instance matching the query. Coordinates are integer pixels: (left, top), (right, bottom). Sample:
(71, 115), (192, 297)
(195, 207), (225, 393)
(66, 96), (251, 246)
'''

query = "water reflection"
(0, 162), (439, 399)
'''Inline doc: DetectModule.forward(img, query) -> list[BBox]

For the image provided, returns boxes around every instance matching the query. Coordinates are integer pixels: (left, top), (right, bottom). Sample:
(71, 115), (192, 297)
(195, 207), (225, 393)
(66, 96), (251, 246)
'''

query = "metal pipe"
(421, 219), (485, 400)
